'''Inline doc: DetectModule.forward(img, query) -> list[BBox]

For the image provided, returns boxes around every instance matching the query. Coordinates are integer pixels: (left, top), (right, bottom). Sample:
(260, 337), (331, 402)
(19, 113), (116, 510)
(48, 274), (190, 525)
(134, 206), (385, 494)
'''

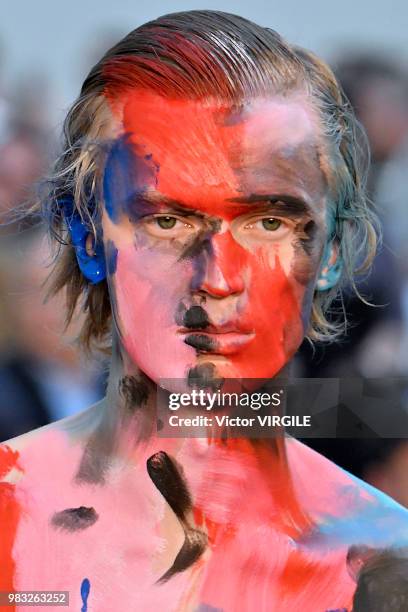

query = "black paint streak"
(179, 220), (221, 293)
(299, 220), (317, 256)
(183, 305), (210, 330)
(147, 451), (192, 518)
(175, 301), (187, 326)
(146, 451), (207, 582)
(75, 429), (113, 485)
(160, 528), (207, 582)
(291, 219), (319, 287)
(75, 444), (110, 484)
(181, 231), (213, 260)
(207, 218), (223, 234)
(184, 333), (216, 352)
(119, 375), (149, 409)
(179, 220), (221, 262)
(187, 363), (224, 391)
(51, 506), (98, 532)
(75, 376), (151, 485)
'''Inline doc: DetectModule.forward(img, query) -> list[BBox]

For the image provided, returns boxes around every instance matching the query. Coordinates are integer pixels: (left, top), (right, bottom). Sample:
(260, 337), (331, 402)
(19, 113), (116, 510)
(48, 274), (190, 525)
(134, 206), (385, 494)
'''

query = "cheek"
(109, 241), (202, 380)
(249, 248), (304, 334)
(234, 247), (309, 376)
(112, 244), (193, 331)
(115, 247), (192, 308)
(291, 238), (324, 287)
(290, 228), (326, 327)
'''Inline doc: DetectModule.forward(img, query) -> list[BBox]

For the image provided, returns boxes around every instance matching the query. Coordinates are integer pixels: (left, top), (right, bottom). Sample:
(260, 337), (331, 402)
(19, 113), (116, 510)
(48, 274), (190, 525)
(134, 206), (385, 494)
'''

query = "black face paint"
(187, 363), (224, 391)
(146, 451), (207, 582)
(180, 230), (213, 261)
(179, 217), (222, 294)
(291, 219), (321, 287)
(182, 305), (210, 330)
(51, 506), (99, 532)
(184, 333), (216, 353)
(299, 220), (318, 256)
(119, 375), (149, 409)
(179, 217), (222, 262)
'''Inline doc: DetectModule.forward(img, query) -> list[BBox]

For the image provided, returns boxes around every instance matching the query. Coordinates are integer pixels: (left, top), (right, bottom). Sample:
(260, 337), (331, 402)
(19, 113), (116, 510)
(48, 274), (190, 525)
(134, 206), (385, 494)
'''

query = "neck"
(80, 332), (295, 467)
(72, 335), (313, 539)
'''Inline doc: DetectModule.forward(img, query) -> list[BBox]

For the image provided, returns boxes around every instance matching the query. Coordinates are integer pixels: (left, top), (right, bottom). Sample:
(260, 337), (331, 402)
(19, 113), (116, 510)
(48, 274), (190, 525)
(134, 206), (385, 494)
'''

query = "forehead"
(103, 90), (328, 216)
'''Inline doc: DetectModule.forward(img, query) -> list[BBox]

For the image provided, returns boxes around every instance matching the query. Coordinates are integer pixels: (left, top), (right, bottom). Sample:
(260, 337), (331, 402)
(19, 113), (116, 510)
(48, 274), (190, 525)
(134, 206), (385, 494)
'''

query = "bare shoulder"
(287, 438), (408, 551)
(0, 401), (103, 486)
(0, 426), (48, 486)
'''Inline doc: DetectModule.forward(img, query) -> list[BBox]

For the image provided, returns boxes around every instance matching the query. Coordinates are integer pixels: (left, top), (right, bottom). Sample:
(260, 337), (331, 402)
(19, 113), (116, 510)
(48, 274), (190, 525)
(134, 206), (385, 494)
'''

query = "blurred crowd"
(298, 54), (408, 508)
(0, 39), (108, 441)
(0, 37), (407, 506)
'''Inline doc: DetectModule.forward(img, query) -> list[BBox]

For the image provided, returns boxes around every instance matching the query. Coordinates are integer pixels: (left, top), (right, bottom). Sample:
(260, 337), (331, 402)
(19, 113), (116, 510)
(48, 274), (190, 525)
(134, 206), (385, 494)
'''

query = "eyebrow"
(226, 194), (313, 217)
(130, 193), (204, 217)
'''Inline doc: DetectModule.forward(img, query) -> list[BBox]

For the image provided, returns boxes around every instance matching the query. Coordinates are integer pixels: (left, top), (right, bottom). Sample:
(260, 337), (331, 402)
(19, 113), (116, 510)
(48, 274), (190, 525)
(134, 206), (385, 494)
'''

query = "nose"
(191, 231), (246, 298)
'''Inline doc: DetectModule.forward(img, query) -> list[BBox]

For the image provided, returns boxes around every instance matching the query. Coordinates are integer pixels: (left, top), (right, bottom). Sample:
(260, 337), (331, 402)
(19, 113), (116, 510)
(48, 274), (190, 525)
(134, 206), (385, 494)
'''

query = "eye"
(261, 218), (281, 231)
(156, 216), (178, 229)
(237, 215), (292, 243)
(141, 213), (199, 239)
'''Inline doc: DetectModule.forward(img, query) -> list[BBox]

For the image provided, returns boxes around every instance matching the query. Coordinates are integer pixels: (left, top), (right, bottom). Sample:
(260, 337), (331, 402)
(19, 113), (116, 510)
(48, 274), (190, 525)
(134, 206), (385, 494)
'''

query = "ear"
(61, 197), (106, 284)
(316, 241), (342, 291)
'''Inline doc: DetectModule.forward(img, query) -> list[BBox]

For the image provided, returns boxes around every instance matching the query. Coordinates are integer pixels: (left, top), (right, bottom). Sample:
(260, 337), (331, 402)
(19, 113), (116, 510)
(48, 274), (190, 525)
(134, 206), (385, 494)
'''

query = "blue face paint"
(103, 134), (159, 223)
(80, 578), (90, 612)
(61, 197), (106, 284)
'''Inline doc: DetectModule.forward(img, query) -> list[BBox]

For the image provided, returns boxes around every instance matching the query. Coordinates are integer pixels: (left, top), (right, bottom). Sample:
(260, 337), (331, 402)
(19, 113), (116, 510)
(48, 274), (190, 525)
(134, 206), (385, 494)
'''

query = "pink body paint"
(4, 428), (408, 610)
(10, 431), (192, 611)
(2, 86), (405, 612)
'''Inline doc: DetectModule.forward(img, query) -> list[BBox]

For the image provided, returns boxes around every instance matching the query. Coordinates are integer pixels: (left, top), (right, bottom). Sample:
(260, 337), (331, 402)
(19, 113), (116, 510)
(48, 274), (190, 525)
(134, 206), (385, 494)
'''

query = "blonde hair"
(38, 10), (378, 352)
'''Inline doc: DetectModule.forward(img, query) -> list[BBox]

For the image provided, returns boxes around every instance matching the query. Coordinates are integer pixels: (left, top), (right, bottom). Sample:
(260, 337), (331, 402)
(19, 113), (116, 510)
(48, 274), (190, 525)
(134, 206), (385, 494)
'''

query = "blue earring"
(316, 242), (342, 291)
(60, 196), (106, 284)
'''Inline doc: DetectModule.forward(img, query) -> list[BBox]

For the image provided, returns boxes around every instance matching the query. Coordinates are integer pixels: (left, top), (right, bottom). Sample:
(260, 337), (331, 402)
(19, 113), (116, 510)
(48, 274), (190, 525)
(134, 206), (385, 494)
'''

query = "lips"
(178, 320), (253, 334)
(179, 323), (255, 355)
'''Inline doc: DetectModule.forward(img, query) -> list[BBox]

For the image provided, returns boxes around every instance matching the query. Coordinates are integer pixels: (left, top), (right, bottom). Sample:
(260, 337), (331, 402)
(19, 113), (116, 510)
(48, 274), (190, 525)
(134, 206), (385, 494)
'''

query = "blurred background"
(1, 0), (408, 506)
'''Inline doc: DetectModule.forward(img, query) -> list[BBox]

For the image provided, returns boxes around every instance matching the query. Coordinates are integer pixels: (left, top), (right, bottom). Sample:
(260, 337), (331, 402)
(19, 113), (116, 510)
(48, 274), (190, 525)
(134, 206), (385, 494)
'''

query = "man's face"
(101, 90), (329, 384)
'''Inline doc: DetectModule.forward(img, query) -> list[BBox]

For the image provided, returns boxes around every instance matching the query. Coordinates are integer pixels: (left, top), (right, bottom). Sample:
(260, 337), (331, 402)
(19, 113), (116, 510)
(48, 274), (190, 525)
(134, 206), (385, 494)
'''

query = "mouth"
(178, 325), (255, 355)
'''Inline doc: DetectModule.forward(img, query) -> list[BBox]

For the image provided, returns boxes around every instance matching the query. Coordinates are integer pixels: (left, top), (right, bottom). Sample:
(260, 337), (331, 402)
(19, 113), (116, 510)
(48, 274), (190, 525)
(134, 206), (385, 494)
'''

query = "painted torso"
(1, 415), (407, 612)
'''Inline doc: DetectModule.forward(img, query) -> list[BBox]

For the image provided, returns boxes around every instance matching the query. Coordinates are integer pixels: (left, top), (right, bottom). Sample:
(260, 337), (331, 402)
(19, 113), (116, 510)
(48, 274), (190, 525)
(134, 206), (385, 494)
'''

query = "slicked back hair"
(39, 10), (377, 352)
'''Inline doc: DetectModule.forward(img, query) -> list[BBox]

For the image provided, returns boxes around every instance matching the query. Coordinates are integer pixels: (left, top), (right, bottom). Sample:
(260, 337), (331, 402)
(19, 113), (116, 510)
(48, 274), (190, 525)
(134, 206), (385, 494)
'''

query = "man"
(1, 11), (407, 611)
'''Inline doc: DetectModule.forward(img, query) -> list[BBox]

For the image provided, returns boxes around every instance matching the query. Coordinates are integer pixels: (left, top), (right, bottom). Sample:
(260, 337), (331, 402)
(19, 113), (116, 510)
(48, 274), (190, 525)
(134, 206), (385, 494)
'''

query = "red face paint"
(102, 91), (328, 382)
(0, 445), (21, 606)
